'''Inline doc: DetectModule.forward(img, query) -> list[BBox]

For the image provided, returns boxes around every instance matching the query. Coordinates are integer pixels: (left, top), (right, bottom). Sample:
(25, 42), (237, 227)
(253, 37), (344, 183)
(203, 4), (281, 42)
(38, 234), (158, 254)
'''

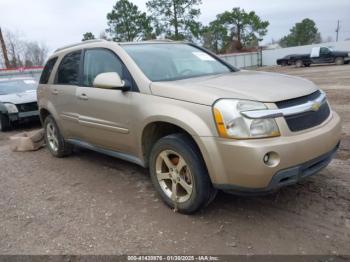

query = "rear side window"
(56, 51), (82, 85)
(83, 49), (124, 87)
(40, 57), (58, 84)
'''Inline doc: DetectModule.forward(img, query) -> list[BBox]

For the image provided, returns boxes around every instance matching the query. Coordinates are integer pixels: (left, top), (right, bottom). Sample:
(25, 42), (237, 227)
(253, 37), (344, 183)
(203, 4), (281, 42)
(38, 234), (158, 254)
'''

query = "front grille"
(17, 102), (38, 112)
(276, 91), (331, 132)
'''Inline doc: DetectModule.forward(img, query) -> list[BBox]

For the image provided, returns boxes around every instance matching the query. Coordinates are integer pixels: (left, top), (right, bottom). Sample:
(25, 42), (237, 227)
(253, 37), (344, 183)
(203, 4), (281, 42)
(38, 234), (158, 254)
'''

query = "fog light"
(263, 152), (280, 167)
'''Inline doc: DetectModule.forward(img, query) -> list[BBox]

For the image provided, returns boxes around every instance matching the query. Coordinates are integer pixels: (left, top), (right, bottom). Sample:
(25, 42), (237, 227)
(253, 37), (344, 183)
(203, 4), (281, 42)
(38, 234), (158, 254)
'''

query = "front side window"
(40, 57), (58, 84)
(320, 47), (330, 55)
(122, 44), (233, 82)
(83, 49), (124, 87)
(56, 51), (81, 85)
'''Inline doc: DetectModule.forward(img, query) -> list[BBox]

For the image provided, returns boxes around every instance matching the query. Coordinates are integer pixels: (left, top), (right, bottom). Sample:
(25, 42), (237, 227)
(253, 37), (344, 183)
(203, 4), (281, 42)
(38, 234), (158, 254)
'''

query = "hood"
(150, 71), (319, 106)
(0, 90), (37, 104)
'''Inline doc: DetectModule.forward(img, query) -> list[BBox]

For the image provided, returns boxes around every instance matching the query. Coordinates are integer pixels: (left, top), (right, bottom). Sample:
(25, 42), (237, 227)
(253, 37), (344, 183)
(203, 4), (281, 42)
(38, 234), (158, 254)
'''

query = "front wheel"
(149, 134), (216, 214)
(335, 57), (344, 65)
(295, 60), (304, 68)
(44, 115), (72, 157)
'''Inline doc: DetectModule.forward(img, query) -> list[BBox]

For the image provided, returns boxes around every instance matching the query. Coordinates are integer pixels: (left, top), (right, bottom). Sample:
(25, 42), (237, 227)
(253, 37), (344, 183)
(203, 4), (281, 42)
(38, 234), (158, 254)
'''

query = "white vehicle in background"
(0, 77), (39, 131)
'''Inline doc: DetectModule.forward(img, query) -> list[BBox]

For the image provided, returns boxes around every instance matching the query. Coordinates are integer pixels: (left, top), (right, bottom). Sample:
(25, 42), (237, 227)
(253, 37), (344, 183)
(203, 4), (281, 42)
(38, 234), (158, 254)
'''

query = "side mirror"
(93, 72), (130, 91)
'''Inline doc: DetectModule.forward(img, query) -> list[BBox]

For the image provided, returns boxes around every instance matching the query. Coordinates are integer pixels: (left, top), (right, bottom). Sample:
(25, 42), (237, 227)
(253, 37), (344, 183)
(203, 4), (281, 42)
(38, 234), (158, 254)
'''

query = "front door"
(314, 47), (333, 64)
(75, 48), (134, 154)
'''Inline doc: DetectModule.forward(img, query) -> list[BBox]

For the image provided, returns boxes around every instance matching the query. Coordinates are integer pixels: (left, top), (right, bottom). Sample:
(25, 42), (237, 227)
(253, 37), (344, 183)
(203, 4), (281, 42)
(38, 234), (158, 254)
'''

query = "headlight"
(213, 99), (280, 139)
(4, 103), (18, 113)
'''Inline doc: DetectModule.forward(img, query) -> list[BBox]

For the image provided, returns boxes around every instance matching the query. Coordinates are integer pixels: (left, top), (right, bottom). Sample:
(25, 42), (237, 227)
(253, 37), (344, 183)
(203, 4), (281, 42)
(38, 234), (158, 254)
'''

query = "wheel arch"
(140, 120), (208, 172)
(39, 108), (51, 124)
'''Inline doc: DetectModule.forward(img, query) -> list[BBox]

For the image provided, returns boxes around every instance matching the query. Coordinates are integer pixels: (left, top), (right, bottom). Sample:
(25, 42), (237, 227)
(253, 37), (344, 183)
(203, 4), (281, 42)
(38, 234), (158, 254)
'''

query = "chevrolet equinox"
(37, 40), (341, 213)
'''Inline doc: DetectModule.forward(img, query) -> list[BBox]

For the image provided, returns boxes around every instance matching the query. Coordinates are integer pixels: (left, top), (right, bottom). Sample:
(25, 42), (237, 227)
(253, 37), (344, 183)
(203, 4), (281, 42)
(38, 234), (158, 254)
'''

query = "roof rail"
(54, 39), (108, 52)
(145, 39), (174, 42)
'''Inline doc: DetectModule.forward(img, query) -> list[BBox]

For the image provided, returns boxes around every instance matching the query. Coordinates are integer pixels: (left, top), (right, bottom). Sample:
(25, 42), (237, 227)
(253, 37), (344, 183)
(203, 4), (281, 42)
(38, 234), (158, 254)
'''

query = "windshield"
(0, 79), (37, 95)
(122, 44), (232, 81)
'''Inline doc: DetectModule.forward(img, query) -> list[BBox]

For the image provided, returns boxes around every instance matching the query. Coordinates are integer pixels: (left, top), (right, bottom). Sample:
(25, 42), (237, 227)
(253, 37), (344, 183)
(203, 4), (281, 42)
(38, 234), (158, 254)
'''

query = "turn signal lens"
(213, 99), (280, 139)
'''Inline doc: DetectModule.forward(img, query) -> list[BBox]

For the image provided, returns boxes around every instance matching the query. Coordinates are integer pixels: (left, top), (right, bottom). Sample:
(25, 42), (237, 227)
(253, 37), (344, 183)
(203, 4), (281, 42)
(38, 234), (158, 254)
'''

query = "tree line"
(0, 27), (48, 68)
(83, 0), (324, 54)
(82, 0), (270, 54)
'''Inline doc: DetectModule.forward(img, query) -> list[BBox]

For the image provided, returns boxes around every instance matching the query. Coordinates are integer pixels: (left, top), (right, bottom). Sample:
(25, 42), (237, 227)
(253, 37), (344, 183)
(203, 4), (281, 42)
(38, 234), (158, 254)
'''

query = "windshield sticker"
(192, 52), (215, 61)
(24, 80), (36, 84)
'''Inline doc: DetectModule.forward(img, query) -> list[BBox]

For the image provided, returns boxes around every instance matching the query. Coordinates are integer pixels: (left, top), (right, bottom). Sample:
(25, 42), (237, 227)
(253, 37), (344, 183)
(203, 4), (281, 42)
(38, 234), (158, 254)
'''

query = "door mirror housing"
(93, 72), (130, 91)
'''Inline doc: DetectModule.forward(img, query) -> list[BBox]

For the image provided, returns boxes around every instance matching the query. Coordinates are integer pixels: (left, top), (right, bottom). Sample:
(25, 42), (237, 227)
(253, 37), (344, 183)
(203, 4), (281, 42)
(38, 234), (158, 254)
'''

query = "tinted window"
(83, 49), (124, 87)
(122, 44), (232, 82)
(56, 51), (81, 85)
(40, 57), (58, 84)
(320, 47), (330, 55)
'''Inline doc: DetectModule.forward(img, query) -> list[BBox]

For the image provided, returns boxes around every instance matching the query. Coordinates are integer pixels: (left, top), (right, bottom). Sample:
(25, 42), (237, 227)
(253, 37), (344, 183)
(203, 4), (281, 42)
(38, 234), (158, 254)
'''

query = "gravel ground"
(0, 64), (349, 255)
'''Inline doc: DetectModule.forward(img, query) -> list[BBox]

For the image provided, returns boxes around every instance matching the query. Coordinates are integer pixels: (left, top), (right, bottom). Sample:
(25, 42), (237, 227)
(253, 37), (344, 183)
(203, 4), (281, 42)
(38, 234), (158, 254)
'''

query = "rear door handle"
(52, 89), (59, 95)
(78, 93), (88, 100)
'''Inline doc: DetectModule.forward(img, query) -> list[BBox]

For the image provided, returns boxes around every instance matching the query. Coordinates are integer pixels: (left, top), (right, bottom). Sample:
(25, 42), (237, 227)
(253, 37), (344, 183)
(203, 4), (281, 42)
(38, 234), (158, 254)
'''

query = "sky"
(0, 0), (349, 53)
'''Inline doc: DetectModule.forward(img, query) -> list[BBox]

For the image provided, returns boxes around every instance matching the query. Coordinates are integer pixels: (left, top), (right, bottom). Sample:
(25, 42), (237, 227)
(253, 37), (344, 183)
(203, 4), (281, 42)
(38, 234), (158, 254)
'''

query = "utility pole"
(335, 20), (340, 42)
(0, 27), (11, 69)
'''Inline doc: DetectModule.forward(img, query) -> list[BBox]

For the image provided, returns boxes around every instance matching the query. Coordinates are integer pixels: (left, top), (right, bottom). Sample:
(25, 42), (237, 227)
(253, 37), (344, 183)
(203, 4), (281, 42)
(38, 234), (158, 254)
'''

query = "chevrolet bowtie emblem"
(311, 102), (321, 111)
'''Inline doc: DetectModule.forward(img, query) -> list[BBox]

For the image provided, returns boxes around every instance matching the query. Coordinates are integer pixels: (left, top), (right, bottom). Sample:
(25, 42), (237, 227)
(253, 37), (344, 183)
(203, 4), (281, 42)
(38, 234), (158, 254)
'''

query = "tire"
(0, 113), (11, 132)
(149, 133), (216, 214)
(305, 63), (311, 67)
(44, 115), (72, 157)
(281, 61), (287, 67)
(335, 57), (344, 65)
(295, 60), (304, 68)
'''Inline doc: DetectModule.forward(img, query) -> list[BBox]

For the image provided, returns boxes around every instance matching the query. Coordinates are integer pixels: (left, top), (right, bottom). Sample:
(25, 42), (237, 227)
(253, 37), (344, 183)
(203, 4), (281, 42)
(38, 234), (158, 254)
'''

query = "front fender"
(139, 99), (216, 138)
(133, 94), (218, 166)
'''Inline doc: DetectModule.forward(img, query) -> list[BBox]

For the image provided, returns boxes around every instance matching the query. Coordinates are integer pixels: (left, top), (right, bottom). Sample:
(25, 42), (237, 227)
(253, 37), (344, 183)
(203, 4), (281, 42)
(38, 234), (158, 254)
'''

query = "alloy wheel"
(155, 150), (193, 203)
(46, 122), (59, 152)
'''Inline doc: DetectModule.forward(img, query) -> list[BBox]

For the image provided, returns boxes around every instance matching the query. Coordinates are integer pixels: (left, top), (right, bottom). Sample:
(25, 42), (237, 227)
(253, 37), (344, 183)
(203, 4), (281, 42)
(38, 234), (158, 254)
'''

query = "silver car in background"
(0, 77), (39, 131)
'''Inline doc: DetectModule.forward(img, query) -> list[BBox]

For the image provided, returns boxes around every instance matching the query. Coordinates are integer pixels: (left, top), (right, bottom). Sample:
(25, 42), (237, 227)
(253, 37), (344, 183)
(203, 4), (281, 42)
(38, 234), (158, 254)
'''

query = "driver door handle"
(51, 89), (59, 95)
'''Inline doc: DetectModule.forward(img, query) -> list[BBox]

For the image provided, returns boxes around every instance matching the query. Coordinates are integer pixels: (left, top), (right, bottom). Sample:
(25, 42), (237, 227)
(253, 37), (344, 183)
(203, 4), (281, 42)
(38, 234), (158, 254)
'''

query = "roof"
(53, 39), (180, 53)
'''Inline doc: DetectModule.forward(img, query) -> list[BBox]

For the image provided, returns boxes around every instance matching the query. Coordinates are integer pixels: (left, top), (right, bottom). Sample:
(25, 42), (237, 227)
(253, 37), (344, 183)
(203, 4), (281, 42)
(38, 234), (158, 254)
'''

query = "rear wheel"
(335, 57), (344, 65)
(149, 134), (216, 214)
(0, 114), (11, 132)
(295, 60), (304, 68)
(44, 115), (72, 157)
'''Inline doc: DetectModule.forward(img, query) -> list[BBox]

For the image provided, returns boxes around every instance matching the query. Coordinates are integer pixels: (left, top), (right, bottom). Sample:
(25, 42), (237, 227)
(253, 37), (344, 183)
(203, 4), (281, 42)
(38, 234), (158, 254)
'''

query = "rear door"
(51, 50), (82, 138)
(75, 48), (134, 153)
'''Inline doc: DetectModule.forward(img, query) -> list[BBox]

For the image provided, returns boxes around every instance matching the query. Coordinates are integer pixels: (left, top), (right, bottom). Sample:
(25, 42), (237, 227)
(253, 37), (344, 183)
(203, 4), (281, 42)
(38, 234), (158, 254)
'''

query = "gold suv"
(37, 40), (341, 213)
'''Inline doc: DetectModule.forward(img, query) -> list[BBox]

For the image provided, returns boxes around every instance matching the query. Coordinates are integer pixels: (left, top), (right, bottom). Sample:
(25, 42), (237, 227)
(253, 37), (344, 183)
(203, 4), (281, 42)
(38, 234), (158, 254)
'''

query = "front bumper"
(197, 111), (341, 191)
(216, 143), (339, 194)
